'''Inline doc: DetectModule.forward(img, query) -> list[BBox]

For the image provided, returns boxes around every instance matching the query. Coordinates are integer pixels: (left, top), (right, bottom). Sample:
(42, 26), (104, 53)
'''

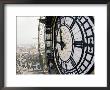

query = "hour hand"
(60, 29), (63, 43)
(60, 29), (65, 50)
(56, 41), (65, 50)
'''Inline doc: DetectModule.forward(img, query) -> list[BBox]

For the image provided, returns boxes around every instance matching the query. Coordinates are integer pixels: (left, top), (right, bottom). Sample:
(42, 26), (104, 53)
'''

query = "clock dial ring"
(75, 16), (94, 74)
(55, 16), (85, 66)
(54, 16), (94, 74)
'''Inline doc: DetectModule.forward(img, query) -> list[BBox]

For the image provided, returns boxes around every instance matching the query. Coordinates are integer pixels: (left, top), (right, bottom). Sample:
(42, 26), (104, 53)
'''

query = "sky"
(17, 16), (40, 48)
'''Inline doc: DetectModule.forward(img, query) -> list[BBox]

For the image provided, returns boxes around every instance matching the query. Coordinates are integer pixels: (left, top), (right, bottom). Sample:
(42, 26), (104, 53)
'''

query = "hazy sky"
(17, 17), (40, 47)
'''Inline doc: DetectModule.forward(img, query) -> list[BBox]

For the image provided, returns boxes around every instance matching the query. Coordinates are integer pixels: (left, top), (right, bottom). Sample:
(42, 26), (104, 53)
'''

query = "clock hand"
(59, 29), (66, 50)
(59, 29), (61, 41)
(61, 41), (65, 50)
(56, 41), (65, 50)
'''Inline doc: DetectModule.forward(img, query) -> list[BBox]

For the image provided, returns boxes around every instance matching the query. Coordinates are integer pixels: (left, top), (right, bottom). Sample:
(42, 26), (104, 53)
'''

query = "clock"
(54, 16), (94, 74)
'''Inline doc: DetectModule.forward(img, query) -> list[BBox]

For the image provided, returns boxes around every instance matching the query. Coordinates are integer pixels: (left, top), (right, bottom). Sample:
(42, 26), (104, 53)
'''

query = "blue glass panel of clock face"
(54, 16), (94, 74)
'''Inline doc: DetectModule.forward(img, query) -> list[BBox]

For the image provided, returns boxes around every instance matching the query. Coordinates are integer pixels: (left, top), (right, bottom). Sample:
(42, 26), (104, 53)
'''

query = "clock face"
(54, 16), (94, 74)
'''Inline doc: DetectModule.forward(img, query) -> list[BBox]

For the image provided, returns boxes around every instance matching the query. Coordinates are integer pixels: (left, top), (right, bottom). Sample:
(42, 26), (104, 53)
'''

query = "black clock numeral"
(78, 16), (83, 20)
(88, 41), (94, 52)
(86, 35), (94, 38)
(69, 17), (78, 30)
(64, 63), (68, 70)
(69, 56), (76, 67)
(73, 67), (79, 74)
(85, 26), (92, 31)
(78, 67), (82, 73)
(82, 63), (86, 68)
(82, 19), (88, 25)
(85, 58), (90, 63)
(85, 51), (93, 56)
(73, 41), (83, 48)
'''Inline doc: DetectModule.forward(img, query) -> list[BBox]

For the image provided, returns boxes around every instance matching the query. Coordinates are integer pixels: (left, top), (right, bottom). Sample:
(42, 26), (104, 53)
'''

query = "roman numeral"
(82, 63), (86, 68)
(78, 68), (82, 73)
(85, 51), (93, 56)
(86, 35), (94, 38)
(73, 41), (83, 48)
(82, 19), (88, 25)
(78, 16), (83, 20)
(69, 17), (78, 30)
(85, 26), (92, 31)
(74, 68), (79, 74)
(69, 56), (76, 67)
(65, 63), (68, 70)
(85, 58), (90, 63)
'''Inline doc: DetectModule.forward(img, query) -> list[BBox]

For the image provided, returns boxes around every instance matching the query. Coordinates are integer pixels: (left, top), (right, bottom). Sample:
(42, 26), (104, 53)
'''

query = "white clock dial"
(54, 16), (94, 74)
(58, 26), (72, 61)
